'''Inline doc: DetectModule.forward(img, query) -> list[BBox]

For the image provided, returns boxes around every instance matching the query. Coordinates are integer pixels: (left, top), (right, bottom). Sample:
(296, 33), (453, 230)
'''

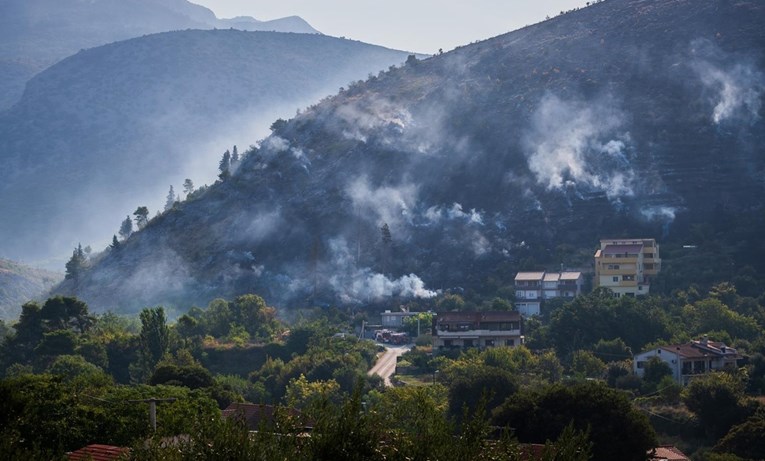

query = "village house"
(633, 336), (741, 385)
(594, 238), (661, 297)
(514, 271), (583, 316)
(432, 311), (523, 351)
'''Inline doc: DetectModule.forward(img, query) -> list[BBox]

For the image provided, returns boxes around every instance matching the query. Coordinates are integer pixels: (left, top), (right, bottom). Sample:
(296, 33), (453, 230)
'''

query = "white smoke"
(334, 96), (412, 143)
(346, 177), (417, 228)
(691, 40), (764, 125)
(325, 237), (437, 303)
(424, 202), (484, 225)
(640, 205), (677, 222)
(523, 93), (635, 200)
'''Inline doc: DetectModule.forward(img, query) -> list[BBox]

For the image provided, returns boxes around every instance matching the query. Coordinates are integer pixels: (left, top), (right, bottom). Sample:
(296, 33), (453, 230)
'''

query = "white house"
(633, 337), (740, 385)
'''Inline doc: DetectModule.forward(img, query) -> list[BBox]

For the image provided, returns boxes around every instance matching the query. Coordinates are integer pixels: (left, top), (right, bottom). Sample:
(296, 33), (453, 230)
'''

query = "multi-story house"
(594, 238), (661, 297)
(633, 337), (740, 385)
(514, 271), (583, 316)
(432, 311), (523, 351)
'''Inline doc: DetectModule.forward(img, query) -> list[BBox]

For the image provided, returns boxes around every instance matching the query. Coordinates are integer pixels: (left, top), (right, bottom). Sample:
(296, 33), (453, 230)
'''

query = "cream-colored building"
(514, 271), (583, 316)
(594, 238), (660, 297)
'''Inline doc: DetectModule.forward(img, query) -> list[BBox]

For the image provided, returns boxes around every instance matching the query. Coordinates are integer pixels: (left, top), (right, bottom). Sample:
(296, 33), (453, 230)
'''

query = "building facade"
(594, 238), (661, 296)
(432, 311), (523, 351)
(514, 271), (583, 316)
(633, 337), (740, 385)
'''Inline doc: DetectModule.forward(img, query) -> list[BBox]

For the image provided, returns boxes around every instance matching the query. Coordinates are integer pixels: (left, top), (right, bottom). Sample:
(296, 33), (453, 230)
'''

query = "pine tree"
(65, 244), (87, 290)
(133, 206), (149, 230)
(219, 150), (231, 180)
(164, 185), (176, 212)
(110, 235), (120, 250)
(119, 215), (133, 240)
(183, 178), (195, 197)
(231, 145), (239, 165)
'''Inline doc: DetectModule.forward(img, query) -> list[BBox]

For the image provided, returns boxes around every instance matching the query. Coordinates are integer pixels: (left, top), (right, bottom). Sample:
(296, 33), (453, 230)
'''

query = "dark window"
(506, 339), (515, 346)
(613, 276), (619, 282)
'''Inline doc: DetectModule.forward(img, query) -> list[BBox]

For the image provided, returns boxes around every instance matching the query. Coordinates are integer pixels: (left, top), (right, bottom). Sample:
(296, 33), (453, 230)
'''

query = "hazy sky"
(193, 0), (588, 54)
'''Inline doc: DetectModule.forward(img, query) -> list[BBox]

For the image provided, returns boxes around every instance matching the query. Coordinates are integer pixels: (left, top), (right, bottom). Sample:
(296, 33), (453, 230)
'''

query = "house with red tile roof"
(634, 336), (741, 385)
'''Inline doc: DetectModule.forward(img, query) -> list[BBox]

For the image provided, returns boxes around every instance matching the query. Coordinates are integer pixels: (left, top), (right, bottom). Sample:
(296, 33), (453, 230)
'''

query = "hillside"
(0, 259), (62, 319)
(56, 0), (765, 314)
(0, 0), (319, 109)
(0, 29), (415, 264)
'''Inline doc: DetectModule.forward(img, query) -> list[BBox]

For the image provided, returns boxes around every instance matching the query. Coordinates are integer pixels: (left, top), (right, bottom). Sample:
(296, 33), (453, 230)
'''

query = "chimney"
(701, 335), (708, 346)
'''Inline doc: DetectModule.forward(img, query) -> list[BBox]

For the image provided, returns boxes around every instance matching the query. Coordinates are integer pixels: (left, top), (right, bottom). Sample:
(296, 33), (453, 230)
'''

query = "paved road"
(367, 344), (412, 387)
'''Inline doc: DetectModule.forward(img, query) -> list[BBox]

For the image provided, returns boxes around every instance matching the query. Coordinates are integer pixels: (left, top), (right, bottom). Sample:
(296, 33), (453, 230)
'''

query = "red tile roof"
(650, 445), (690, 461)
(68, 444), (128, 461)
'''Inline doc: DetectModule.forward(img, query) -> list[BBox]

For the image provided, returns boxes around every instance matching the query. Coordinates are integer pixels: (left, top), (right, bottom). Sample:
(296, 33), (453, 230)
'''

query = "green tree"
(110, 234), (120, 250)
(713, 412), (765, 460)
(133, 206), (149, 230)
(164, 185), (176, 212)
(182, 178), (195, 197)
(119, 215), (133, 240)
(64, 244), (87, 287)
(571, 350), (606, 379)
(682, 372), (756, 439)
(40, 296), (93, 334)
(137, 307), (169, 380)
(219, 150), (231, 179)
(642, 356), (672, 388)
(493, 381), (657, 461)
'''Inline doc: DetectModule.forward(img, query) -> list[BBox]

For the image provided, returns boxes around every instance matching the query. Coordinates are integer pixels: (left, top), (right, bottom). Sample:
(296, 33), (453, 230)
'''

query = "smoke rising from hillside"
(690, 39), (764, 125)
(346, 177), (418, 229)
(325, 237), (437, 303)
(523, 93), (635, 201)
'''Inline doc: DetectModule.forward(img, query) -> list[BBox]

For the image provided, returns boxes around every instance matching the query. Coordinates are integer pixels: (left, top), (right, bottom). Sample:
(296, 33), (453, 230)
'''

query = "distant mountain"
(56, 0), (765, 314)
(0, 29), (416, 264)
(0, 259), (62, 319)
(0, 0), (320, 109)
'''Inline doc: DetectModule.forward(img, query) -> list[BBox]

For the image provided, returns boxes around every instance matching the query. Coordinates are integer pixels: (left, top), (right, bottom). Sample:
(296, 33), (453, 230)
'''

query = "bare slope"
(0, 29), (415, 264)
(58, 0), (765, 314)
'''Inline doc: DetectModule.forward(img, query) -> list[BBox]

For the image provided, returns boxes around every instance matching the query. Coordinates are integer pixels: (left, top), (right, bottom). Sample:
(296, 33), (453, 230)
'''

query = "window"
(613, 276), (619, 282)
(645, 253), (653, 258)
(637, 361), (645, 369)
(607, 264), (620, 270)
(506, 339), (515, 346)
(485, 339), (495, 347)
(464, 339), (474, 347)
(623, 275), (635, 281)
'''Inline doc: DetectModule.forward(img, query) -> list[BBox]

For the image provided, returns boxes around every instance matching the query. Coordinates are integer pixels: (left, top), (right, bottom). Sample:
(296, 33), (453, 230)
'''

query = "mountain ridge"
(0, 29), (416, 267)
(53, 0), (765, 314)
(0, 0), (320, 110)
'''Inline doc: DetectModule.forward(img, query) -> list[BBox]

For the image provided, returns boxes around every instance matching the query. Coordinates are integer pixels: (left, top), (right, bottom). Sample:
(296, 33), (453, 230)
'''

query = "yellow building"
(594, 238), (661, 297)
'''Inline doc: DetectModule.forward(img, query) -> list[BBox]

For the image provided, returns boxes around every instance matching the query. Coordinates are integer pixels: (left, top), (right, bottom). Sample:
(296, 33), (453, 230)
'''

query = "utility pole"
(128, 397), (177, 432)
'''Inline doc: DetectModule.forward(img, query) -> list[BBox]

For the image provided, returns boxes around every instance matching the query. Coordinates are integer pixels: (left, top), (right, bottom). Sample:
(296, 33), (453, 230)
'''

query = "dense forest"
(2, 246), (765, 460)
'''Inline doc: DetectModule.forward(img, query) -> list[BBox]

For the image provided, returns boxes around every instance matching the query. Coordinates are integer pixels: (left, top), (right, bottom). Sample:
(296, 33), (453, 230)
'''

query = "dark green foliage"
(64, 244), (87, 286)
(642, 356), (672, 386)
(682, 372), (758, 440)
(448, 366), (518, 421)
(493, 381), (657, 461)
(713, 412), (765, 460)
(547, 288), (671, 355)
(151, 363), (214, 389)
(137, 307), (169, 380)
